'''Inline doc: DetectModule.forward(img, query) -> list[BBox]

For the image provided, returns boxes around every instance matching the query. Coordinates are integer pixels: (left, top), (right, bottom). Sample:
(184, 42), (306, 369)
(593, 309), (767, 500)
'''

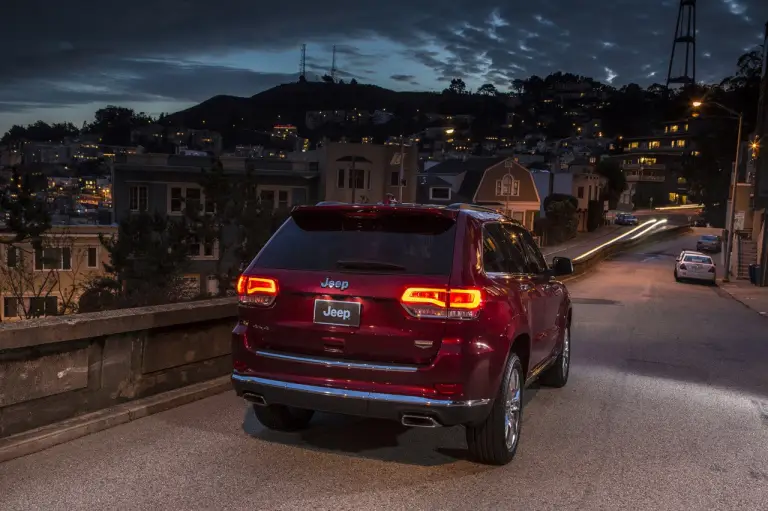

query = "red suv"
(232, 203), (574, 465)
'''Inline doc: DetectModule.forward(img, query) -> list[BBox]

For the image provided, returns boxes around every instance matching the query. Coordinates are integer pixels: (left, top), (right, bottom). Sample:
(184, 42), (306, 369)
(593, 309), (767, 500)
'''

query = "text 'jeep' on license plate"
(313, 299), (361, 327)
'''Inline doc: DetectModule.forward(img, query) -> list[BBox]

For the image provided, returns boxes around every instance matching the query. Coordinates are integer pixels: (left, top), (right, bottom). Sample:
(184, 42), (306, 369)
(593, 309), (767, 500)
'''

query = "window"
(348, 168), (368, 190)
(87, 247), (98, 268)
(430, 187), (451, 200)
(677, 177), (687, 185)
(34, 247), (71, 271)
(499, 224), (529, 273)
(673, 139), (687, 148)
(390, 171), (402, 187)
(188, 236), (217, 259)
(252, 212), (457, 276)
(6, 246), (19, 268)
(129, 186), (148, 212)
(29, 296), (58, 317)
(3, 297), (19, 318)
(517, 228), (548, 274)
(482, 224), (511, 274)
(683, 255), (713, 264)
(169, 186), (209, 214)
(639, 157), (657, 165)
(577, 186), (584, 199)
(629, 142), (639, 149)
(648, 140), (661, 149)
(337, 169), (345, 188)
(495, 176), (520, 196)
(259, 186), (307, 210)
(669, 125), (679, 133)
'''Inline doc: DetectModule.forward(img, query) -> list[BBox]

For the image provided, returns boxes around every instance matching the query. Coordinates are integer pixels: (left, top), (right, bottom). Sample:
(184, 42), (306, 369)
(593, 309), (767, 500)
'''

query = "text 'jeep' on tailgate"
(231, 203), (574, 465)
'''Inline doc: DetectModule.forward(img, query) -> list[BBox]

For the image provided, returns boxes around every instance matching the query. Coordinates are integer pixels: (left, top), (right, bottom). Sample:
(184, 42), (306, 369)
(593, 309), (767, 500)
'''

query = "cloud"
(0, 0), (766, 126)
(390, 74), (417, 82)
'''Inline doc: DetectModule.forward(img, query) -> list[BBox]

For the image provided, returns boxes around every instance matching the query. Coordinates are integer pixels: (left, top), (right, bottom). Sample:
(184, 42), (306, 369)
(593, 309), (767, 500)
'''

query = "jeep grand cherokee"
(231, 202), (574, 465)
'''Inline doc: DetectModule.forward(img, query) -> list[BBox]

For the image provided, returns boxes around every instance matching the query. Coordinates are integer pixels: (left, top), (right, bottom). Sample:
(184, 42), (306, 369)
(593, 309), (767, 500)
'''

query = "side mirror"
(551, 256), (574, 277)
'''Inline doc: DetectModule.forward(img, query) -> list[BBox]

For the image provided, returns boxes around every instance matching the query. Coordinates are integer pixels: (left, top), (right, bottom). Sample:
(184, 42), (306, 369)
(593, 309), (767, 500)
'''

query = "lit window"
(673, 139), (687, 148)
(648, 141), (661, 149)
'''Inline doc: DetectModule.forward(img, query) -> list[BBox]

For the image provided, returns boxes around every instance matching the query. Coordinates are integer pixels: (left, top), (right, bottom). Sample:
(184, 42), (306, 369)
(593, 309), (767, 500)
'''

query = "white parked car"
(674, 251), (716, 284)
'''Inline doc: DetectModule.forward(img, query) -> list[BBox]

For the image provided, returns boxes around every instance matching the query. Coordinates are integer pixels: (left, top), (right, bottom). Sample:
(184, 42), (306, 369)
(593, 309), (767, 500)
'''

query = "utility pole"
(757, 20), (768, 286)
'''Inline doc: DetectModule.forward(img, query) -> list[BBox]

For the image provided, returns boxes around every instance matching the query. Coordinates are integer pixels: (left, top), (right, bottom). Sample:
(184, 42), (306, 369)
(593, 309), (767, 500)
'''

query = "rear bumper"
(232, 373), (493, 426)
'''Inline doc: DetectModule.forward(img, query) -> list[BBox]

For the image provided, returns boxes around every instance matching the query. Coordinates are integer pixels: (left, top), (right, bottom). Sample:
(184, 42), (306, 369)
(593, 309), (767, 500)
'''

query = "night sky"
(1, 0), (766, 134)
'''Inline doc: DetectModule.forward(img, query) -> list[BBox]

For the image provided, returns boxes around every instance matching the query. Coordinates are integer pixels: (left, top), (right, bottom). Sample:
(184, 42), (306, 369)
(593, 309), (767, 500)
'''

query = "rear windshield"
(683, 255), (713, 264)
(252, 212), (457, 275)
(701, 235), (718, 241)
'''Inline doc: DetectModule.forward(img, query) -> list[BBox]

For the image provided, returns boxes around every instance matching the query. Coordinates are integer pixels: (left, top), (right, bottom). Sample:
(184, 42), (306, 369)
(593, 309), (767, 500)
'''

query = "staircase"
(737, 237), (758, 280)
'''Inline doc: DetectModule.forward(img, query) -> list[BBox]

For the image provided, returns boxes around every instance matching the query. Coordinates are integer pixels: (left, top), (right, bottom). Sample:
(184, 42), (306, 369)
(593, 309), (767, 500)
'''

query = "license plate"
(313, 299), (361, 327)
(693, 265), (701, 270)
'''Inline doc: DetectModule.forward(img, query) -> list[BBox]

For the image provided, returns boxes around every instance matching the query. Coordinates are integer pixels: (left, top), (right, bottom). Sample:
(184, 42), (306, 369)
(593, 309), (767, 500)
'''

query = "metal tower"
(299, 44), (307, 80)
(330, 45), (337, 82)
(666, 0), (697, 88)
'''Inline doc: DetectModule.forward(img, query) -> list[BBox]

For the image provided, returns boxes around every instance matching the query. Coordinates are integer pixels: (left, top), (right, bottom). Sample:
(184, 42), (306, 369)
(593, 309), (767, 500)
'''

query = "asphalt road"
(1, 229), (767, 511)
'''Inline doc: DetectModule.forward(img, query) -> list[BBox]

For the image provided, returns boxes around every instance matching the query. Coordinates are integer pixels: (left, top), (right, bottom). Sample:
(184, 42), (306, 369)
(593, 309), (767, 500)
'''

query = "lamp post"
(692, 100), (743, 282)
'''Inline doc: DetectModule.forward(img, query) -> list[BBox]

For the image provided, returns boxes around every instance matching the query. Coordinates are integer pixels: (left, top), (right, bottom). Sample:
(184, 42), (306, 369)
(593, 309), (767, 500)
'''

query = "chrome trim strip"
(255, 349), (419, 373)
(232, 374), (492, 408)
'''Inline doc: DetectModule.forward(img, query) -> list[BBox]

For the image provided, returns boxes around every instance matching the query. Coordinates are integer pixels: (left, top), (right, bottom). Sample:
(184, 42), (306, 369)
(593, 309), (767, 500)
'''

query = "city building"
(417, 157), (541, 230)
(0, 224), (116, 321)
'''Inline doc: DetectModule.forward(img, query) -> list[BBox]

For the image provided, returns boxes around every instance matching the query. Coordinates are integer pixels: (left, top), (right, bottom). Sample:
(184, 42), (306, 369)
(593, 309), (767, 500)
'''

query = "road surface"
(1, 229), (767, 510)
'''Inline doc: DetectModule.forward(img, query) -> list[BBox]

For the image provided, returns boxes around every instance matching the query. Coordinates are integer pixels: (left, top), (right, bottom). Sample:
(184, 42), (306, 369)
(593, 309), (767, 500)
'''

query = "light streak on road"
(655, 204), (704, 211)
(630, 219), (668, 240)
(573, 220), (657, 262)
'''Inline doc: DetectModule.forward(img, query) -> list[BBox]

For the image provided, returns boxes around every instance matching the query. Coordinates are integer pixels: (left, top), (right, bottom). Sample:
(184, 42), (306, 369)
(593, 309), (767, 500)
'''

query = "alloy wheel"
(504, 367), (522, 450)
(561, 328), (570, 376)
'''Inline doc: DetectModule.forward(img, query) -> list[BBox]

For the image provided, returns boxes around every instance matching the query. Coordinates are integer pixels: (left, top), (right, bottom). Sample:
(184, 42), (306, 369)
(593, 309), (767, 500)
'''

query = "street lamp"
(691, 100), (743, 282)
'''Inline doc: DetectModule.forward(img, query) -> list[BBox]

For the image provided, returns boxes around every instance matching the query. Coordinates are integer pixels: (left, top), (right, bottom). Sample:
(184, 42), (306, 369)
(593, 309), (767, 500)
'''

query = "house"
(0, 224), (116, 321)
(292, 142), (418, 204)
(112, 153), (319, 297)
(417, 157), (541, 230)
(553, 160), (608, 231)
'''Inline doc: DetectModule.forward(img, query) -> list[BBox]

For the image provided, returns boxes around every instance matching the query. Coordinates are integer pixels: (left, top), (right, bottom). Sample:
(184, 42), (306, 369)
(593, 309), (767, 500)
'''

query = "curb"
(716, 283), (768, 318)
(0, 376), (232, 464)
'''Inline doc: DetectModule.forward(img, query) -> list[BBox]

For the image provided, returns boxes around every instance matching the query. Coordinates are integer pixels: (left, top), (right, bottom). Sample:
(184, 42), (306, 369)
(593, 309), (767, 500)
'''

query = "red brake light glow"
(237, 276), (278, 306)
(400, 287), (483, 320)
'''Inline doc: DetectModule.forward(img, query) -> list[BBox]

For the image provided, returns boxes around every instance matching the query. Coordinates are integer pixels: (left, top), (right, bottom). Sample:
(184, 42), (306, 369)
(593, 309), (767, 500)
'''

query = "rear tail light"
(400, 287), (483, 320)
(708, 267), (715, 273)
(679, 264), (687, 270)
(237, 276), (278, 306)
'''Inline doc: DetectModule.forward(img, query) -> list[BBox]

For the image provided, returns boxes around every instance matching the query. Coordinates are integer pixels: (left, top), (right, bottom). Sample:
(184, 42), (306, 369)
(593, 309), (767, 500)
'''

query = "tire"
(674, 270), (680, 282)
(541, 325), (571, 388)
(253, 404), (314, 431)
(466, 353), (523, 466)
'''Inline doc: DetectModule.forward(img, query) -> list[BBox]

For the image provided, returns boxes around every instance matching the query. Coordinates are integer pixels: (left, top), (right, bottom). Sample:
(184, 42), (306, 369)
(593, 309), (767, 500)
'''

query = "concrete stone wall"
(0, 298), (237, 438)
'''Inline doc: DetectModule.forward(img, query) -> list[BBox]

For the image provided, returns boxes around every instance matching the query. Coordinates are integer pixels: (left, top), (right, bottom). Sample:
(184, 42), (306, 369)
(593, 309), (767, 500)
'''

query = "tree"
(477, 83), (498, 96)
(511, 78), (526, 96)
(595, 159), (627, 209)
(84, 212), (193, 310)
(544, 196), (579, 244)
(321, 74), (334, 83)
(0, 168), (51, 248)
(350, 78), (358, 85)
(444, 78), (468, 95)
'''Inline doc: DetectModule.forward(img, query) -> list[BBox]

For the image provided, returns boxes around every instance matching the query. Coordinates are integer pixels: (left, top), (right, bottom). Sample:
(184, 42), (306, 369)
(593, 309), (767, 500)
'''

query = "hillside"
(164, 81), (509, 136)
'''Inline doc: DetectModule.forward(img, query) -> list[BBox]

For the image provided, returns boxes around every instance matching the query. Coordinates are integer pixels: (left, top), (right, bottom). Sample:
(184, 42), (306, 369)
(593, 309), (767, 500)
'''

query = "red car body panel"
(231, 204), (572, 426)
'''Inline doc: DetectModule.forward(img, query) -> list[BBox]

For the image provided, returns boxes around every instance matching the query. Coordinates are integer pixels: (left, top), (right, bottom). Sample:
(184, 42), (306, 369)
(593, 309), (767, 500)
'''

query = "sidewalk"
(541, 224), (629, 261)
(718, 280), (768, 317)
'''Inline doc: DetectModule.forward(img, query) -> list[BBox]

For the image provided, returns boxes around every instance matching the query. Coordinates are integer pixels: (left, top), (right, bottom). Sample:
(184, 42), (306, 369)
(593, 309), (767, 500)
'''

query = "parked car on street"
(674, 250), (716, 284)
(696, 234), (721, 253)
(232, 202), (575, 465)
(615, 213), (639, 226)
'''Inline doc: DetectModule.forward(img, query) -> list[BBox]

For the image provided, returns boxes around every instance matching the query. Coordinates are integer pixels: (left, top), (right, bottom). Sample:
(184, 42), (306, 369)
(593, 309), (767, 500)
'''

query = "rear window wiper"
(336, 260), (407, 271)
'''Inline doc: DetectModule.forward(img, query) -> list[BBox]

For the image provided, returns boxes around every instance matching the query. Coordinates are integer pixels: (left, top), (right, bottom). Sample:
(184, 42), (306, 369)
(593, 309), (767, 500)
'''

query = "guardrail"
(566, 222), (692, 278)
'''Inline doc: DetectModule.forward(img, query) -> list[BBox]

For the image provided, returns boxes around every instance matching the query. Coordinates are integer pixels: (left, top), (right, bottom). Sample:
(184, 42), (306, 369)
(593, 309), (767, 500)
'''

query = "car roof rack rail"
(445, 203), (502, 214)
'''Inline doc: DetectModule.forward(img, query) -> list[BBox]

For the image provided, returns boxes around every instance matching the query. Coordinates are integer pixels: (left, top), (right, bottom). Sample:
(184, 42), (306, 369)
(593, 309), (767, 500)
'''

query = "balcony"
(624, 171), (665, 182)
(622, 163), (666, 171)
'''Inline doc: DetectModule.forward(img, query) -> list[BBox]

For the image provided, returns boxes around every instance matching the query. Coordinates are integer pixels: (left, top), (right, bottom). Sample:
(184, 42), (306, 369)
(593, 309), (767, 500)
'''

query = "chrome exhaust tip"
(243, 392), (267, 406)
(401, 414), (440, 428)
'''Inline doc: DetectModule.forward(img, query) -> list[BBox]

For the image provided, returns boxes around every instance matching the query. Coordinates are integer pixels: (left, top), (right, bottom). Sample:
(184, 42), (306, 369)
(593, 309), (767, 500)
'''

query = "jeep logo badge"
(320, 277), (349, 290)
